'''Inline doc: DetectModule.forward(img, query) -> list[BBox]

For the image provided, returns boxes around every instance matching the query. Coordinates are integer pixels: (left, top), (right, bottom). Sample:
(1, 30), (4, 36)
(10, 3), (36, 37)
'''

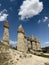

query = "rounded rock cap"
(35, 38), (40, 43)
(31, 36), (35, 41)
(4, 21), (9, 28)
(18, 24), (25, 34)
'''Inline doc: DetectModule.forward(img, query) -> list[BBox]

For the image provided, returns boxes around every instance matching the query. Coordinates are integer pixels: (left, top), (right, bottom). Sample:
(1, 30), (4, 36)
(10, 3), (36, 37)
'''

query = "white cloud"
(45, 42), (49, 47)
(0, 3), (2, 7)
(9, 40), (17, 47)
(0, 9), (8, 21)
(48, 24), (49, 27)
(42, 42), (49, 47)
(38, 16), (49, 24)
(38, 20), (41, 24)
(45, 42), (49, 44)
(18, 0), (43, 20)
(43, 16), (48, 22)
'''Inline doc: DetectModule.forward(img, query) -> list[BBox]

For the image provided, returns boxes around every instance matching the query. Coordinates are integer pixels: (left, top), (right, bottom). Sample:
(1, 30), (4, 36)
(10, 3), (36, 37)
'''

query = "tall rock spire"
(17, 24), (25, 34)
(3, 21), (9, 45)
(17, 24), (28, 52)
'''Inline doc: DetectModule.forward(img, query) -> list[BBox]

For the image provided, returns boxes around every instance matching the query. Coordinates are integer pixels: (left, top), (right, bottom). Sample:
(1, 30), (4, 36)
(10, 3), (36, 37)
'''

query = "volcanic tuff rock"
(0, 43), (49, 65)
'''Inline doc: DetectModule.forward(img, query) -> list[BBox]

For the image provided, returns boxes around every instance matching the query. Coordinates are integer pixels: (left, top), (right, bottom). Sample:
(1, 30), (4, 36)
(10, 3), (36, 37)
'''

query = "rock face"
(27, 36), (41, 51)
(17, 25), (41, 52)
(17, 25), (28, 52)
(0, 43), (49, 65)
(32, 37), (41, 51)
(0, 43), (12, 65)
(3, 21), (9, 45)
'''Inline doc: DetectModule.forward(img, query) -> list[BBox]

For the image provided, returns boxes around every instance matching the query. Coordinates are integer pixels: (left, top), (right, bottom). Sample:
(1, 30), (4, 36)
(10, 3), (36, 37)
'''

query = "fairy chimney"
(35, 38), (41, 51)
(17, 24), (28, 52)
(3, 21), (9, 45)
(30, 36), (36, 50)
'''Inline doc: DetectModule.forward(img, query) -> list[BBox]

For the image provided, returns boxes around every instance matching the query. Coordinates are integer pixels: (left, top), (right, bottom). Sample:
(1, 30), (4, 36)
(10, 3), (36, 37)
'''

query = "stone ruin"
(2, 21), (41, 52)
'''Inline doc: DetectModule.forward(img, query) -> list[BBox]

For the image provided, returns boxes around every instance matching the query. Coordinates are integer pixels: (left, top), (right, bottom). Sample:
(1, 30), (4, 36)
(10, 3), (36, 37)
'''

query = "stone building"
(17, 25), (41, 52)
(17, 25), (28, 52)
(3, 21), (9, 45)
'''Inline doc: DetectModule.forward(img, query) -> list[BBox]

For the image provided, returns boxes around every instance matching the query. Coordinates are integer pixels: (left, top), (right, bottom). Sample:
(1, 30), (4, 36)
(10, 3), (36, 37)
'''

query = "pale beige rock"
(31, 37), (41, 51)
(35, 38), (41, 51)
(3, 21), (9, 45)
(17, 25), (41, 52)
(17, 25), (28, 52)
(32, 41), (37, 50)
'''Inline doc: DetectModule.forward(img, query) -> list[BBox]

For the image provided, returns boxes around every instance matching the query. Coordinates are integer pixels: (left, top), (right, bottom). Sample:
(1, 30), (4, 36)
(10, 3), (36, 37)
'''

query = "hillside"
(0, 43), (49, 65)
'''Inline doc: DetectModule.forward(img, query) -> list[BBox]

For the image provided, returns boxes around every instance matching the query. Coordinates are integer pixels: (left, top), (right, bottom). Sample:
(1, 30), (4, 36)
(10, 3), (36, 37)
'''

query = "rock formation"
(35, 38), (41, 51)
(0, 42), (49, 65)
(17, 25), (28, 52)
(0, 22), (49, 65)
(17, 25), (41, 52)
(2, 21), (41, 52)
(3, 21), (9, 45)
(26, 36), (41, 51)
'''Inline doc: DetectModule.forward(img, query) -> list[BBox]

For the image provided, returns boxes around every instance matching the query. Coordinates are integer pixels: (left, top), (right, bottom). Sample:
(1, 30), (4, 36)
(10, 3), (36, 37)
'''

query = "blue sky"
(0, 0), (49, 47)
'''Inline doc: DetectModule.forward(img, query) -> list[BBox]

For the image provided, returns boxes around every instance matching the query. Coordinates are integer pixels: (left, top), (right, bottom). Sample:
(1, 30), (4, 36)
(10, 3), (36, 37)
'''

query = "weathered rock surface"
(0, 43), (49, 65)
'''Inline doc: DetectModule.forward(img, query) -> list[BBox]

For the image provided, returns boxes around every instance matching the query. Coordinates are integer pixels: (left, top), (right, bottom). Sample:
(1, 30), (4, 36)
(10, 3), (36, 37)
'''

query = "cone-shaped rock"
(17, 24), (25, 34)
(17, 24), (28, 52)
(3, 21), (9, 45)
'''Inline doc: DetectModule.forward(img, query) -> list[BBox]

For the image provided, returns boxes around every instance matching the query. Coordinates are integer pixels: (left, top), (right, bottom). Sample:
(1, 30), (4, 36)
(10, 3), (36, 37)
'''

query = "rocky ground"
(0, 43), (49, 65)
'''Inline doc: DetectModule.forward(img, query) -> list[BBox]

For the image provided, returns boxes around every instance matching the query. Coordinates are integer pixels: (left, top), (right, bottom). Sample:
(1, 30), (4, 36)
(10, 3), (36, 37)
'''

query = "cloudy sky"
(0, 0), (49, 47)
